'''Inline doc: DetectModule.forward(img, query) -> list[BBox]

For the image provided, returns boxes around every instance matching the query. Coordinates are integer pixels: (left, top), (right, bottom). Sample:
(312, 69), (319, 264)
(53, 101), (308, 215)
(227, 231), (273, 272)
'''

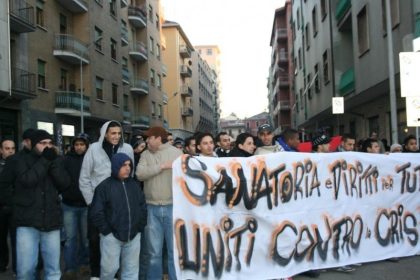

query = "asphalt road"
(1, 255), (419, 279)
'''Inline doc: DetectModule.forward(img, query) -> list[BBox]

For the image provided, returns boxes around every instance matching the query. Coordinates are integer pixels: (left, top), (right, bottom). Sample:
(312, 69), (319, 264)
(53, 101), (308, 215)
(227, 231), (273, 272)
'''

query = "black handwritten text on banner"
(172, 152), (420, 279)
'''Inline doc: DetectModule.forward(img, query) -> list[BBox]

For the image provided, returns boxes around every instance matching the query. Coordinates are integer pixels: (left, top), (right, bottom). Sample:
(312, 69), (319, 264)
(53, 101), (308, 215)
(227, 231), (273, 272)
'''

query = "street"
(1, 256), (419, 279)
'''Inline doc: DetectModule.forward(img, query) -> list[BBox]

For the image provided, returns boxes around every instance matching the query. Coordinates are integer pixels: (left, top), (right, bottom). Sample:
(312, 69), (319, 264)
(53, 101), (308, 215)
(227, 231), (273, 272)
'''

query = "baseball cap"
(258, 124), (273, 134)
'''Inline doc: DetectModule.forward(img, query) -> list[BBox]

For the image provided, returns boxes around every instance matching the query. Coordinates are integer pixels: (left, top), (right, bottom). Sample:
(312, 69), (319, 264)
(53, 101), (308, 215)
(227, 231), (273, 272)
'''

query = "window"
(156, 14), (160, 29)
(95, 27), (103, 51)
(314, 63), (320, 93)
(60, 69), (67, 90)
(122, 57), (128, 68)
(149, 37), (154, 54)
(151, 101), (156, 116)
(293, 57), (297, 75)
(157, 74), (162, 89)
(323, 50), (329, 84)
(148, 5), (153, 23)
(295, 93), (299, 113)
(110, 38), (117, 60)
(305, 24), (310, 49)
(312, 6), (318, 37)
(112, 84), (118, 104)
(158, 104), (162, 119)
(207, 48), (212, 55)
(357, 6), (369, 55)
(298, 48), (302, 69)
(156, 44), (161, 60)
(96, 77), (104, 100)
(292, 21), (296, 41)
(381, 0), (400, 34)
(300, 88), (304, 110)
(307, 73), (312, 99)
(150, 69), (155, 86)
(297, 8), (301, 29)
(36, 0), (45, 27)
(123, 95), (129, 112)
(37, 59), (46, 89)
(59, 14), (67, 33)
(110, 0), (116, 17)
(321, 0), (328, 21)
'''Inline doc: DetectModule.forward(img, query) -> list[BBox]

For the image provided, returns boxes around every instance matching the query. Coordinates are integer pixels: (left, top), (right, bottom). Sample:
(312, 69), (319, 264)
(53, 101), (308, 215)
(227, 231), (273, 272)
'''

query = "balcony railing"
(279, 100), (291, 110)
(180, 65), (192, 77)
(182, 107), (193, 116)
(180, 84), (192, 96)
(128, 5), (147, 28)
(133, 114), (150, 126)
(53, 34), (89, 65)
(162, 93), (168, 104)
(122, 67), (130, 84)
(121, 0), (128, 8)
(55, 91), (90, 115)
(276, 28), (287, 40)
(9, 0), (36, 33)
(130, 79), (149, 95)
(162, 64), (168, 77)
(179, 45), (191, 58)
(129, 41), (148, 61)
(56, 0), (88, 13)
(278, 52), (288, 64)
(11, 67), (36, 99)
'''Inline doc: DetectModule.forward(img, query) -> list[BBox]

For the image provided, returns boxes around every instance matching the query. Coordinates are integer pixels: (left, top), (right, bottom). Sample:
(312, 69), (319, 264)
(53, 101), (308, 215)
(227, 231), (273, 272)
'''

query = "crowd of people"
(0, 120), (418, 280)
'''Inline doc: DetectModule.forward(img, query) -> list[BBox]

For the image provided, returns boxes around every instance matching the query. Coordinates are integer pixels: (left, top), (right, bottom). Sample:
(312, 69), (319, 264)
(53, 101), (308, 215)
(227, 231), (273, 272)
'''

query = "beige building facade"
(162, 20), (194, 139)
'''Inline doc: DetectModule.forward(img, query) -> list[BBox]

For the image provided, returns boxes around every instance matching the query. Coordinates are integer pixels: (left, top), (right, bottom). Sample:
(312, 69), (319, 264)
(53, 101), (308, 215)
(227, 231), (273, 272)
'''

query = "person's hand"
(160, 161), (173, 170)
(42, 147), (58, 161)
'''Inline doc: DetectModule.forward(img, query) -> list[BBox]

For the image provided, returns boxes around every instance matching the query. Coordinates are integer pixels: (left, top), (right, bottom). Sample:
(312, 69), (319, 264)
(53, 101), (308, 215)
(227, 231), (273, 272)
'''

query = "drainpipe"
(328, 0), (337, 133)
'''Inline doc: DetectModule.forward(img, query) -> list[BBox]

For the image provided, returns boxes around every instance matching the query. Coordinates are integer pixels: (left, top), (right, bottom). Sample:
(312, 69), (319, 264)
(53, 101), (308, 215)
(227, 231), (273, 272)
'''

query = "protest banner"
(172, 152), (420, 279)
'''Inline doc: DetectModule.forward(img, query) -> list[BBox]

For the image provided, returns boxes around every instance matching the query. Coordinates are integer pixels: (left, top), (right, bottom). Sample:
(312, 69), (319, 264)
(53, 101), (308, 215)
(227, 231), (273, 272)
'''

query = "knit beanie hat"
(30, 129), (53, 147)
(311, 134), (330, 147)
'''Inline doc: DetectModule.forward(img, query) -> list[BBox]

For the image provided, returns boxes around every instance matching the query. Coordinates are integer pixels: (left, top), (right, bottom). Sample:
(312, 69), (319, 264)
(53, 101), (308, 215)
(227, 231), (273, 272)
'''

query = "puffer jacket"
(13, 151), (70, 231)
(89, 153), (147, 242)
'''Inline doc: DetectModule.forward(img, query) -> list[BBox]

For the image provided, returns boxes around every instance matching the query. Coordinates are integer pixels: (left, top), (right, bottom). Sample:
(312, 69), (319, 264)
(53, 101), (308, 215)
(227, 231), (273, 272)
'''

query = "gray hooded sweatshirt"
(79, 121), (134, 205)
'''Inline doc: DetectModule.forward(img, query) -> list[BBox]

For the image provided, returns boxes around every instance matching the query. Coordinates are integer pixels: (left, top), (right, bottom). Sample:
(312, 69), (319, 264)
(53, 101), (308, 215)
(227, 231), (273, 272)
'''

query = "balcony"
(122, 67), (130, 84)
(276, 28), (287, 41)
(133, 114), (150, 127)
(130, 79), (149, 95)
(9, 0), (36, 33)
(162, 64), (168, 77)
(339, 67), (355, 96)
(121, 0), (128, 8)
(182, 107), (193, 117)
(56, 0), (88, 13)
(180, 84), (192, 97)
(336, 0), (351, 23)
(128, 5), (146, 28)
(162, 92), (168, 104)
(180, 65), (192, 77)
(55, 91), (91, 116)
(179, 45), (191, 58)
(278, 51), (288, 64)
(11, 67), (36, 99)
(279, 100), (291, 111)
(53, 34), (89, 65)
(129, 42), (147, 62)
(121, 25), (128, 46)
(278, 75), (289, 88)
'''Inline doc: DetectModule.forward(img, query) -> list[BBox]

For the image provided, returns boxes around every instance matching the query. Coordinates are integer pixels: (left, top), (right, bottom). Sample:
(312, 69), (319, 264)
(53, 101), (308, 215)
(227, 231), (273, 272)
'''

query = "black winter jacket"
(90, 177), (147, 242)
(62, 151), (87, 207)
(13, 151), (70, 231)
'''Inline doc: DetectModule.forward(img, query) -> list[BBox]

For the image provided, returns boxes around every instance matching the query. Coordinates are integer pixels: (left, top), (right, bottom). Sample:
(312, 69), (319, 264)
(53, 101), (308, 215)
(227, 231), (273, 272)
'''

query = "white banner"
(172, 152), (420, 279)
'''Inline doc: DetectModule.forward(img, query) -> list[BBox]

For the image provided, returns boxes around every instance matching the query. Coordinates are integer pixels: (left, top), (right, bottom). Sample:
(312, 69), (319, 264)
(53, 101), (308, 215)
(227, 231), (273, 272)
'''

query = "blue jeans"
(16, 227), (61, 280)
(62, 203), (89, 272)
(139, 228), (148, 280)
(146, 204), (176, 280)
(100, 233), (140, 280)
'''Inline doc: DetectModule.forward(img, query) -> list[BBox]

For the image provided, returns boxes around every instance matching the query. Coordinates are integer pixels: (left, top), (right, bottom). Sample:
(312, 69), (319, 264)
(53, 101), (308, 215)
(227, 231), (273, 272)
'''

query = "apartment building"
(191, 51), (218, 135)
(220, 113), (245, 140)
(1, 0), (165, 146)
(268, 1), (293, 135)
(161, 20), (194, 139)
(0, 0), (37, 141)
(291, 0), (417, 142)
(244, 112), (270, 136)
(195, 45), (221, 133)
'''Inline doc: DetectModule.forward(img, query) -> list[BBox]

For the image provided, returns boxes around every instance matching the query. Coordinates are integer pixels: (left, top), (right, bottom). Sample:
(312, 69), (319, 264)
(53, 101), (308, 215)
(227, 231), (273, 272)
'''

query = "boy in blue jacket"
(90, 153), (147, 280)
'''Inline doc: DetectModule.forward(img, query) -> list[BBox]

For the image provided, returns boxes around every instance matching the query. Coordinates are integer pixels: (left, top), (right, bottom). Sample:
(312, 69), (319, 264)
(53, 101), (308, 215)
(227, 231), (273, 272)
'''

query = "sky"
(161, 0), (286, 119)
